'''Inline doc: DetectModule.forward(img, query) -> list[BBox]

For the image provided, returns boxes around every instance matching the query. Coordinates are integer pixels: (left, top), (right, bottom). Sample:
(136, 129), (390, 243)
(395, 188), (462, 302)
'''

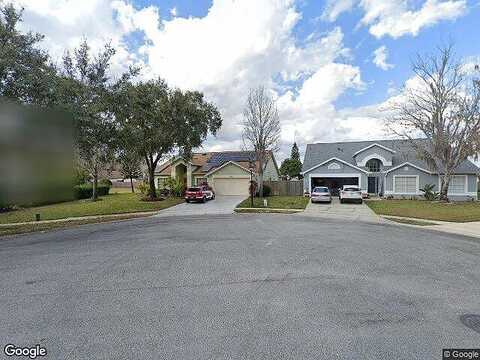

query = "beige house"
(155, 151), (279, 196)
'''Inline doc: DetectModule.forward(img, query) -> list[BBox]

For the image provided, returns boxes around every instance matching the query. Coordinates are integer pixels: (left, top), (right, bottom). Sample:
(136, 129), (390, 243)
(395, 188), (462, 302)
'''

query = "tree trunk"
(130, 177), (134, 193)
(439, 174), (451, 202)
(92, 173), (98, 201)
(258, 171), (264, 198)
(148, 167), (156, 200)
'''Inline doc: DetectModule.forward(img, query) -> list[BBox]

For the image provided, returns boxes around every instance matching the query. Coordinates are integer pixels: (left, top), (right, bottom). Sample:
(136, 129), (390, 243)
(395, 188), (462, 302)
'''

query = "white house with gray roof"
(301, 139), (479, 201)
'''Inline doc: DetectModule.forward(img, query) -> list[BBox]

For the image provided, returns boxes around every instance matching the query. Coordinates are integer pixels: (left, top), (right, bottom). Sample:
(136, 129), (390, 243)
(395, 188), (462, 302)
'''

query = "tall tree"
(280, 142), (302, 179)
(115, 79), (222, 199)
(59, 41), (128, 200)
(290, 142), (300, 162)
(388, 44), (480, 201)
(242, 86), (281, 196)
(0, 3), (57, 105)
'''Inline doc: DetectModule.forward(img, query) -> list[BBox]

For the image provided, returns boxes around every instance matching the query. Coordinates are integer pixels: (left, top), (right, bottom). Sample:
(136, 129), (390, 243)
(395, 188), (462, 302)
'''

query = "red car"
(185, 185), (215, 203)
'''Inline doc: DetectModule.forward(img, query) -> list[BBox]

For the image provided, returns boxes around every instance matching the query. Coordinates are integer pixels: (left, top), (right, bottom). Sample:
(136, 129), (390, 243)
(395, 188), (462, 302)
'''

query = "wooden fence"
(263, 180), (304, 196)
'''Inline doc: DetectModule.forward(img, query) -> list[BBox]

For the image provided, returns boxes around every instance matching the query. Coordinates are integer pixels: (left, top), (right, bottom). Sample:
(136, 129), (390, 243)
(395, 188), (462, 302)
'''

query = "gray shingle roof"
(201, 151), (257, 172)
(302, 139), (479, 174)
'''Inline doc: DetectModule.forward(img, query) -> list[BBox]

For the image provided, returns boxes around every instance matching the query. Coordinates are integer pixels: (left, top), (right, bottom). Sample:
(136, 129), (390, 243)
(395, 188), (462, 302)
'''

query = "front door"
(368, 177), (377, 194)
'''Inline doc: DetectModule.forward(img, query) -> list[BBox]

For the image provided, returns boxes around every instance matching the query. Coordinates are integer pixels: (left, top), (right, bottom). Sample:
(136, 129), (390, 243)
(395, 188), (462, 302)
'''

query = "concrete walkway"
(301, 197), (384, 223)
(154, 195), (245, 217)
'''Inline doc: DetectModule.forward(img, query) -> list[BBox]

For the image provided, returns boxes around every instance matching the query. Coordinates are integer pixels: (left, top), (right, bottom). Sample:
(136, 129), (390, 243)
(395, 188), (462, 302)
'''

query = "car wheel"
(185, 199), (190, 203)
(202, 196), (206, 203)
(340, 199), (344, 204)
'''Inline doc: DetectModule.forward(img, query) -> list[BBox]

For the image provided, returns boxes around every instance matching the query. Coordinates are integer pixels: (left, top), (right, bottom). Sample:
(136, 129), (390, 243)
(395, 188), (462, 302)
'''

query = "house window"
(366, 159), (381, 172)
(394, 176), (417, 194)
(448, 176), (466, 194)
(196, 177), (208, 186)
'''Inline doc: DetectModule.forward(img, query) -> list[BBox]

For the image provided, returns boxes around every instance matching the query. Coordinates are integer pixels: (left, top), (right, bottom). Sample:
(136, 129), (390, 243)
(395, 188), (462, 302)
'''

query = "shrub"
(420, 184), (439, 201)
(73, 184), (110, 200)
(97, 185), (110, 196)
(74, 167), (90, 185)
(99, 178), (112, 187)
(137, 181), (150, 196)
(0, 202), (14, 213)
(163, 177), (186, 197)
(262, 184), (272, 197)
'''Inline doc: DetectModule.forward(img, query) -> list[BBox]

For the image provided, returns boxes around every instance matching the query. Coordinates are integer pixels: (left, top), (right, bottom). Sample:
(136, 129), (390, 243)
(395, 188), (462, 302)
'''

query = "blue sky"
(18, 0), (480, 160)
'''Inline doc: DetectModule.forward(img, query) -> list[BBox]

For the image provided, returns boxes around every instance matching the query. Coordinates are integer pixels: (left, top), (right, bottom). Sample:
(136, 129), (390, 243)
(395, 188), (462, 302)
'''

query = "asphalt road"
(0, 214), (479, 359)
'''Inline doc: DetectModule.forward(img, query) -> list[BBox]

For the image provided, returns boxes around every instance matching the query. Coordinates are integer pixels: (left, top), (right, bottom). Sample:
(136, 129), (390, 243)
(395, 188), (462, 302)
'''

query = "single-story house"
(155, 151), (279, 196)
(301, 139), (479, 201)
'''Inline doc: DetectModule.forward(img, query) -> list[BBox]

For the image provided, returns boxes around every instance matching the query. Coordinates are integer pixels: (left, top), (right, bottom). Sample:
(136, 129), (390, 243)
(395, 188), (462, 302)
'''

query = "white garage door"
(213, 178), (250, 196)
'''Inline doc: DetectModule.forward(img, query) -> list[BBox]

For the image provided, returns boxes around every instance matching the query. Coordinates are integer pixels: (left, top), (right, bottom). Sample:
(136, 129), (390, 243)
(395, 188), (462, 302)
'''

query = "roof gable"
(353, 143), (396, 157)
(302, 157), (369, 175)
(205, 160), (251, 176)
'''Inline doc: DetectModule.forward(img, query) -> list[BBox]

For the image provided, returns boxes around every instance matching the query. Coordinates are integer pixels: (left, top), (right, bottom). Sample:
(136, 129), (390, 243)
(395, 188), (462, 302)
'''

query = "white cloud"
(16, 0), (412, 162)
(110, 0), (364, 160)
(170, 7), (177, 17)
(16, 0), (143, 76)
(277, 63), (365, 153)
(372, 45), (394, 70)
(321, 0), (356, 22)
(360, 0), (467, 38)
(321, 0), (467, 39)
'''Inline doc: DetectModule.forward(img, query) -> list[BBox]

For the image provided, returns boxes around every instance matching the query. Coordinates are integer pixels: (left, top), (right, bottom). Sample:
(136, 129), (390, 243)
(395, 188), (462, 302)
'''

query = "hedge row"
(73, 184), (111, 200)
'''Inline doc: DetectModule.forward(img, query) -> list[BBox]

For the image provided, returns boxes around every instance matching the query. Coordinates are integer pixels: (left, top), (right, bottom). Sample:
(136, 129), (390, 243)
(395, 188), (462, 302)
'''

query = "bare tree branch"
(387, 44), (480, 201)
(241, 86), (281, 197)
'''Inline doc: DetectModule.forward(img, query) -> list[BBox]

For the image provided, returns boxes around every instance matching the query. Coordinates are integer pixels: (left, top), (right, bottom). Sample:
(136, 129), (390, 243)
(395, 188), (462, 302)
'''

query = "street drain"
(460, 314), (480, 334)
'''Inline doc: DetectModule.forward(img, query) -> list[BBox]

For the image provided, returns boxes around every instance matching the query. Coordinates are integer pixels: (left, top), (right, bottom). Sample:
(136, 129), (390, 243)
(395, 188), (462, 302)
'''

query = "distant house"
(155, 151), (279, 196)
(301, 139), (479, 200)
(98, 164), (140, 187)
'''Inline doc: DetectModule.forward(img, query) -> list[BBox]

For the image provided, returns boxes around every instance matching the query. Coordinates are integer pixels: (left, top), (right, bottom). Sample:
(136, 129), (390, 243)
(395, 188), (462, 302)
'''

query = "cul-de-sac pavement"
(1, 211), (479, 359)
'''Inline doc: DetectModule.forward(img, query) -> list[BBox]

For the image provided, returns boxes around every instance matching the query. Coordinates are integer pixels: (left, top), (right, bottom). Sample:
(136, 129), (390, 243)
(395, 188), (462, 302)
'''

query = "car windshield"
(187, 187), (200, 192)
(313, 187), (329, 193)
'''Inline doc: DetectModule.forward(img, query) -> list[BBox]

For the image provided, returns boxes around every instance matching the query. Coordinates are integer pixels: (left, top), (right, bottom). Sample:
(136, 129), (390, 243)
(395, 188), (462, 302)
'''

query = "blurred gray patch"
(0, 102), (74, 207)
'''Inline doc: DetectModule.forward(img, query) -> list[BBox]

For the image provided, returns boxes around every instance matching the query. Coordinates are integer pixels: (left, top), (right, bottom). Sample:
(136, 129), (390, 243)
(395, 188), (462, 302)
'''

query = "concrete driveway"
(303, 197), (383, 223)
(1, 215), (479, 359)
(154, 195), (245, 217)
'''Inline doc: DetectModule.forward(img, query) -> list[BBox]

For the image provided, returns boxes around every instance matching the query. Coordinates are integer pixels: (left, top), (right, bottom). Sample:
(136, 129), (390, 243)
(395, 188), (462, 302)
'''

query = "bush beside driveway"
(366, 200), (480, 222)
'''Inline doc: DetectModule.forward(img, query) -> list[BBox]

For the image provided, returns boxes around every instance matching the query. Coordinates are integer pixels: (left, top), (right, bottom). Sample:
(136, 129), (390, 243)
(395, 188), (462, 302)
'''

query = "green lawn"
(237, 196), (309, 210)
(366, 200), (480, 222)
(0, 193), (183, 224)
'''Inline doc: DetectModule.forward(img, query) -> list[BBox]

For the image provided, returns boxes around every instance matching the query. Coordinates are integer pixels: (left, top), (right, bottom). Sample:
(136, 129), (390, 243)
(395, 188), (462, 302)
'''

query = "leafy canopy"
(0, 3), (57, 105)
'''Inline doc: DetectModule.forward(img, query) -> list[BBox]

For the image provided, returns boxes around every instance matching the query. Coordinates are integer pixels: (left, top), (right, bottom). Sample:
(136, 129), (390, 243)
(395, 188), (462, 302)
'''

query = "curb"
(235, 208), (305, 214)
(0, 211), (159, 227)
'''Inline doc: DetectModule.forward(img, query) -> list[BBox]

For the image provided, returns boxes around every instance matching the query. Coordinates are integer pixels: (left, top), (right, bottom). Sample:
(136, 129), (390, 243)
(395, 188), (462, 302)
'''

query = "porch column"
(186, 163), (192, 187)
